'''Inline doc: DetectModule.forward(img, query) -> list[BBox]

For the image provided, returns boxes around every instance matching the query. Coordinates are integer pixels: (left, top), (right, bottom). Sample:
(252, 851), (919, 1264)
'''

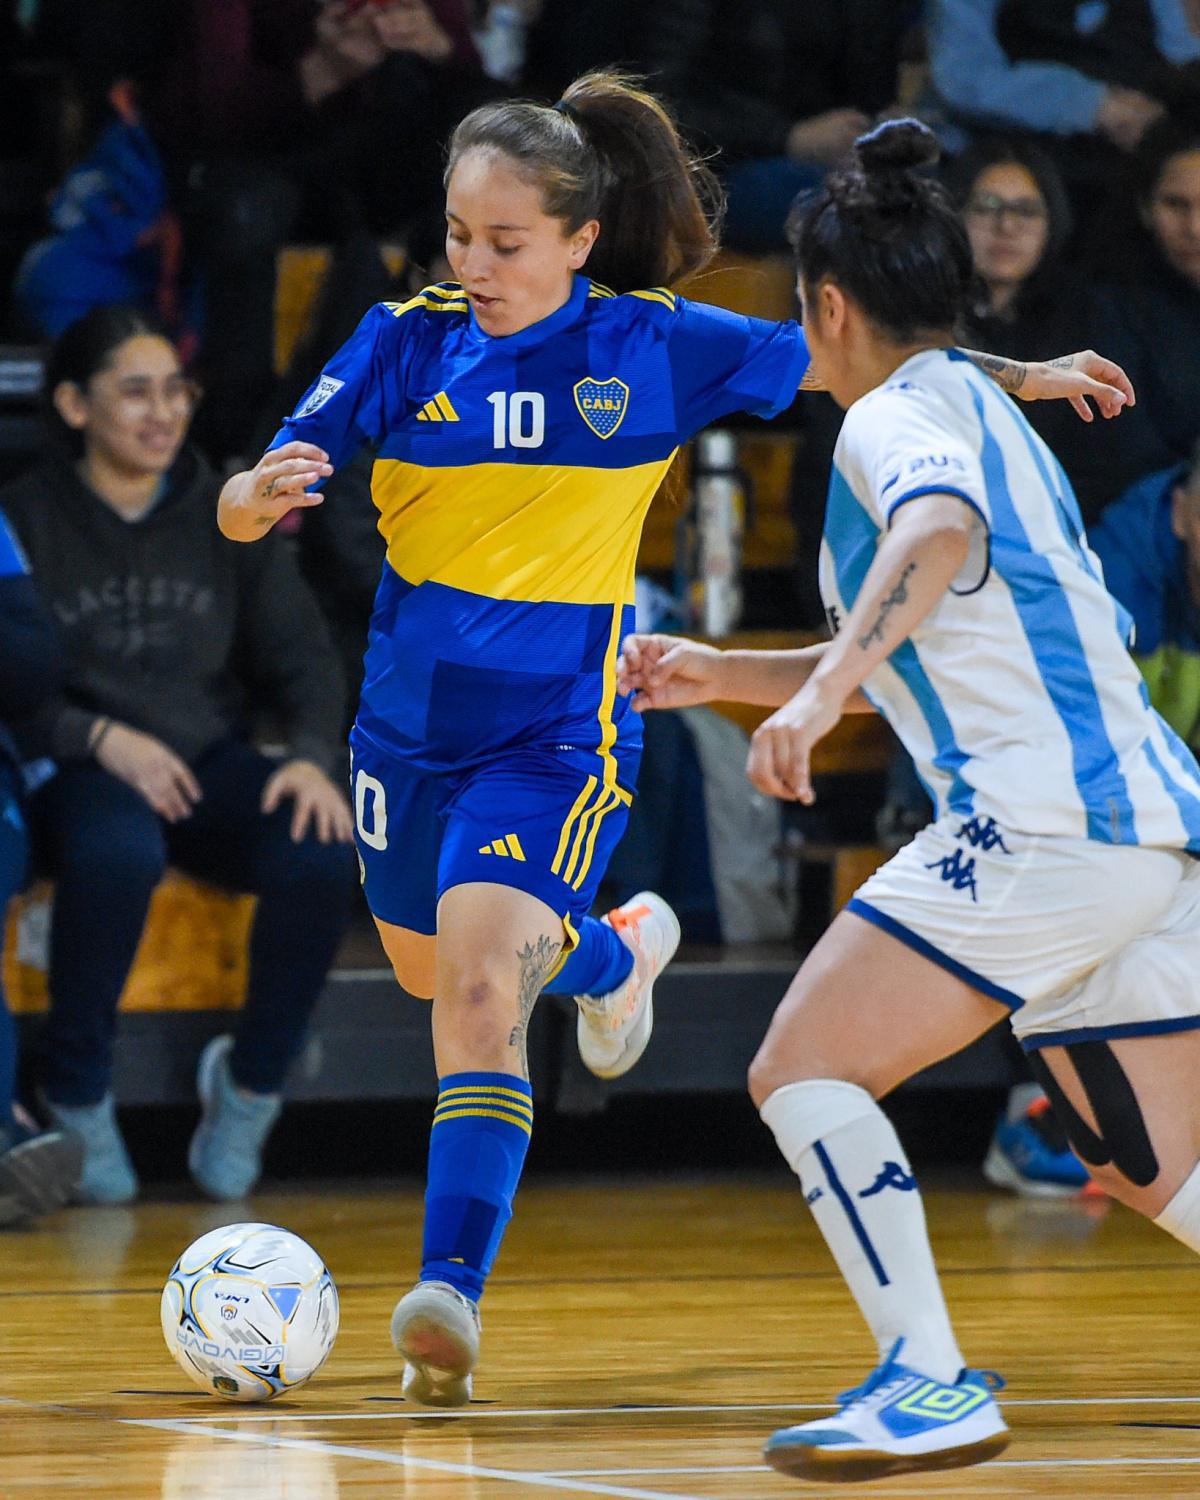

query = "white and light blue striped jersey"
(818, 347), (1200, 848)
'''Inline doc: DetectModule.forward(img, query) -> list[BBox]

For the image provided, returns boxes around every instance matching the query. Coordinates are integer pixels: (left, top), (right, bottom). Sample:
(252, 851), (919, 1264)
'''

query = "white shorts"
(849, 813), (1200, 1050)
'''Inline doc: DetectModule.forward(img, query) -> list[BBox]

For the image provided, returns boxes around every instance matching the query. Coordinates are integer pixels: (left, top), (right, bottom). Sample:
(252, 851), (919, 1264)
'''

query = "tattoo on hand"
(262, 478), (279, 500)
(508, 933), (561, 1078)
(1048, 355), (1074, 369)
(857, 562), (918, 651)
(967, 351), (1027, 394)
(252, 515), (275, 528)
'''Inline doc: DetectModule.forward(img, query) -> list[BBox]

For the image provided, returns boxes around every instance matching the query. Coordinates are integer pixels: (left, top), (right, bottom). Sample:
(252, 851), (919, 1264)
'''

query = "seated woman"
(0, 305), (357, 1206)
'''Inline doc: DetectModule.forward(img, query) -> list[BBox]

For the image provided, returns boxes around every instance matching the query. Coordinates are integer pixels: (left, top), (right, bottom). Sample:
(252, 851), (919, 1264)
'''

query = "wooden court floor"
(3, 1177), (1200, 1498)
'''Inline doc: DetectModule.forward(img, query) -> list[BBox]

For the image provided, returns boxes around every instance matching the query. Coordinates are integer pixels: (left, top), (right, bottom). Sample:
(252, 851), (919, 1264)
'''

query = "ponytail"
(445, 71), (722, 292)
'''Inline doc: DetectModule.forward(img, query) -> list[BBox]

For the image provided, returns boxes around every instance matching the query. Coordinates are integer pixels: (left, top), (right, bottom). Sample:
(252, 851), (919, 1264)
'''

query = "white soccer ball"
(161, 1222), (339, 1402)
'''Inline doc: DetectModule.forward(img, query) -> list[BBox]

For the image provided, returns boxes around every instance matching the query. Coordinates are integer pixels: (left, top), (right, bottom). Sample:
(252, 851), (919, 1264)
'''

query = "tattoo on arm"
(508, 933), (562, 1078)
(1047, 355), (1074, 369)
(857, 562), (918, 651)
(963, 350), (1027, 394)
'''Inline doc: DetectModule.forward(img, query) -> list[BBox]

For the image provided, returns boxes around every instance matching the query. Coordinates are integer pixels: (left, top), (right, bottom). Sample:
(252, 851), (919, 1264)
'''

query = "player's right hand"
(617, 634), (724, 711)
(218, 443), (333, 541)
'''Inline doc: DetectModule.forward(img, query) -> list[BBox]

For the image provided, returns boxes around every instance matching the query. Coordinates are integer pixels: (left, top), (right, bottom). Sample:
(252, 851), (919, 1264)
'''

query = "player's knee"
(436, 968), (521, 1052)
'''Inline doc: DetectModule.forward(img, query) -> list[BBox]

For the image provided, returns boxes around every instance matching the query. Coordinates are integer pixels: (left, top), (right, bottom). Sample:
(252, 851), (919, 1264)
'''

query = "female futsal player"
(620, 118), (1200, 1482)
(217, 75), (1131, 1408)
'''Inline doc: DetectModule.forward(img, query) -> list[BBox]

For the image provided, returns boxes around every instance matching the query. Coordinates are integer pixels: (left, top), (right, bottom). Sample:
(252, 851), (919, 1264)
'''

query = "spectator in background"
(947, 137), (1101, 488)
(0, 306), (357, 1206)
(642, 0), (912, 251)
(13, 81), (188, 344)
(1051, 119), (1200, 522)
(1090, 441), (1200, 754)
(0, 512), (82, 1226)
(155, 0), (497, 462)
(925, 0), (1200, 191)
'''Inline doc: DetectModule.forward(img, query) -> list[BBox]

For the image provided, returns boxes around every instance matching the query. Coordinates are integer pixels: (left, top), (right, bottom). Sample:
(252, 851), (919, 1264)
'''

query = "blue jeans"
(0, 762), (28, 1129)
(29, 740), (357, 1105)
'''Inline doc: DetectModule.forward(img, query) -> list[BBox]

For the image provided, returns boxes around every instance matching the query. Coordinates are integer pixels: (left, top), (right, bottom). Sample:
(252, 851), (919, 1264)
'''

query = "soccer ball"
(161, 1222), (339, 1401)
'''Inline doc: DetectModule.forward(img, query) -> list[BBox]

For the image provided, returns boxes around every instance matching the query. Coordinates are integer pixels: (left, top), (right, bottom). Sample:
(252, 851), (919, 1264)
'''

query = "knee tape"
(1028, 1041), (1159, 1188)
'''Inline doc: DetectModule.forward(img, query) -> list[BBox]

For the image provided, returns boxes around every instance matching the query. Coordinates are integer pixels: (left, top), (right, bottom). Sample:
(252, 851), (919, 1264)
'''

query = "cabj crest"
(574, 376), (630, 439)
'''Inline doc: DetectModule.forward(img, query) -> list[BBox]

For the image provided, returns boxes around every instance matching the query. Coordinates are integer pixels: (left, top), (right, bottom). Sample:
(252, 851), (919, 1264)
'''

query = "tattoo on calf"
(858, 562), (918, 651)
(509, 933), (561, 1078)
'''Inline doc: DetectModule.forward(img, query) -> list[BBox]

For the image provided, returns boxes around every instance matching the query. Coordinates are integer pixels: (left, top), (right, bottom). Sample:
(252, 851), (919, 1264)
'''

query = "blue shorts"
(349, 726), (636, 938)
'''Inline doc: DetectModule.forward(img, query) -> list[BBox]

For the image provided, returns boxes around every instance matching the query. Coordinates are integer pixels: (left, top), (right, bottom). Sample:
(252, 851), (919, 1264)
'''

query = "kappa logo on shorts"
(955, 815), (1010, 854)
(295, 375), (345, 418)
(574, 376), (630, 438)
(924, 847), (979, 901)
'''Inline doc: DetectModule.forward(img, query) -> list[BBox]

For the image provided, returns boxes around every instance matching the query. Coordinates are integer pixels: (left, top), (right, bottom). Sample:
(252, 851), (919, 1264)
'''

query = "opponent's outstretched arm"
(801, 347), (1134, 423)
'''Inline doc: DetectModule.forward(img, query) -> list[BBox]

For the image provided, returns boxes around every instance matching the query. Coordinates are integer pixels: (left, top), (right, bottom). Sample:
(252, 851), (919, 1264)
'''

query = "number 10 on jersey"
(487, 391), (544, 449)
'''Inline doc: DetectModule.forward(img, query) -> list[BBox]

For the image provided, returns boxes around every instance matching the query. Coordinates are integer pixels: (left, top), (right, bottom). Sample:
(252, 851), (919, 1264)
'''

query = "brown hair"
(445, 71), (722, 292)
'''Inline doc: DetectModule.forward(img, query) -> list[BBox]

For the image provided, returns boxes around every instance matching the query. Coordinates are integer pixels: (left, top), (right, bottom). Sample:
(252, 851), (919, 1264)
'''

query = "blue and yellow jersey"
(270, 274), (808, 782)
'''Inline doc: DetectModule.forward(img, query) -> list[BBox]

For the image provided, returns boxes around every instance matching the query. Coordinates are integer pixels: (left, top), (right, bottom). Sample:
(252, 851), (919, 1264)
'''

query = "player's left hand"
(262, 759), (355, 843)
(747, 680), (845, 804)
(1021, 351), (1135, 423)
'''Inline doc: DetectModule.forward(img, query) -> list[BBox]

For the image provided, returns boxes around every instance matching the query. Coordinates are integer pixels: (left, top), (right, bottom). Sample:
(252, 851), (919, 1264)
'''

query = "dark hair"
(946, 136), (1072, 264)
(1132, 118), (1200, 204)
(445, 71), (722, 292)
(44, 304), (170, 455)
(788, 119), (972, 345)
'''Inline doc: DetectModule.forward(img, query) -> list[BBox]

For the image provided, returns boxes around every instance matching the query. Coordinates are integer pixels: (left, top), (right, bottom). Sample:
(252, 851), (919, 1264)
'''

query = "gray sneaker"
(0, 1126), (83, 1225)
(188, 1034), (281, 1201)
(39, 1093), (137, 1205)
(391, 1280), (481, 1407)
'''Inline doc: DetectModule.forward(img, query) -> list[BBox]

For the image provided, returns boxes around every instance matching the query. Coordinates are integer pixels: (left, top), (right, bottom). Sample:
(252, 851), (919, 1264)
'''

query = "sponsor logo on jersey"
(574, 376), (630, 439)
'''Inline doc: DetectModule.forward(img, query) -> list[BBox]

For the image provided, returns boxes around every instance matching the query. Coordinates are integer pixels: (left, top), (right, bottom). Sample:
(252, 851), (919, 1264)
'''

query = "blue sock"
(543, 916), (633, 997)
(421, 1071), (533, 1302)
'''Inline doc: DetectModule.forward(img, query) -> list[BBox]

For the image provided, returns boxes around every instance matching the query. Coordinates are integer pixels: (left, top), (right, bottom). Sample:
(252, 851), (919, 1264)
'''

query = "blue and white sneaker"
(763, 1340), (1009, 1482)
(39, 1092), (138, 1205)
(983, 1084), (1090, 1198)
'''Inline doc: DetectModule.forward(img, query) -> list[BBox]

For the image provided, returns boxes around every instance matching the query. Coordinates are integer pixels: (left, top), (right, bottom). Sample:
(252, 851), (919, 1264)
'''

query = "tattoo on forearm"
(508, 933), (561, 1078)
(857, 562), (918, 651)
(965, 350), (1027, 394)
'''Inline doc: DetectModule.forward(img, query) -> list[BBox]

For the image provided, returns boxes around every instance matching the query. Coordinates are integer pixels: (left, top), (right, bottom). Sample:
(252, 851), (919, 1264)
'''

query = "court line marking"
(138, 1393), (1200, 1424)
(123, 1417), (704, 1500)
(548, 1458), (1200, 1475)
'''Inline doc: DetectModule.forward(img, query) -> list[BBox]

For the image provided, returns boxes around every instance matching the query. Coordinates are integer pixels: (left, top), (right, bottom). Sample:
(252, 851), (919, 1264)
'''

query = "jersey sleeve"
(844, 381), (992, 594)
(666, 297), (810, 438)
(267, 302), (400, 469)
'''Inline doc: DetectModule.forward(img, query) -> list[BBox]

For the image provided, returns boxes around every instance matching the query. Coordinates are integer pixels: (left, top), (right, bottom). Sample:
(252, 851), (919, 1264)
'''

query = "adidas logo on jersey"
(416, 392), (460, 423)
(477, 834), (526, 861)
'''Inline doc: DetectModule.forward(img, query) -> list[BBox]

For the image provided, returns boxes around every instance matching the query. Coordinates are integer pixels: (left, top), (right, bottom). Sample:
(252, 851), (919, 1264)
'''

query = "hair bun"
(853, 119), (940, 176)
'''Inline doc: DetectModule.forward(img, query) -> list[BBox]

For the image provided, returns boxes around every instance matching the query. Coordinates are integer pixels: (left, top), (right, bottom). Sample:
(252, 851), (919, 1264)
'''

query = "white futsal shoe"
(391, 1280), (481, 1407)
(574, 891), (680, 1080)
(763, 1339), (1009, 1483)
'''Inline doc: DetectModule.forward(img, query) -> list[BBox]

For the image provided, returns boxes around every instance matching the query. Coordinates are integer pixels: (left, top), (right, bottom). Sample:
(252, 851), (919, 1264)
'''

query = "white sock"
(760, 1078), (965, 1384)
(1154, 1159), (1200, 1253)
